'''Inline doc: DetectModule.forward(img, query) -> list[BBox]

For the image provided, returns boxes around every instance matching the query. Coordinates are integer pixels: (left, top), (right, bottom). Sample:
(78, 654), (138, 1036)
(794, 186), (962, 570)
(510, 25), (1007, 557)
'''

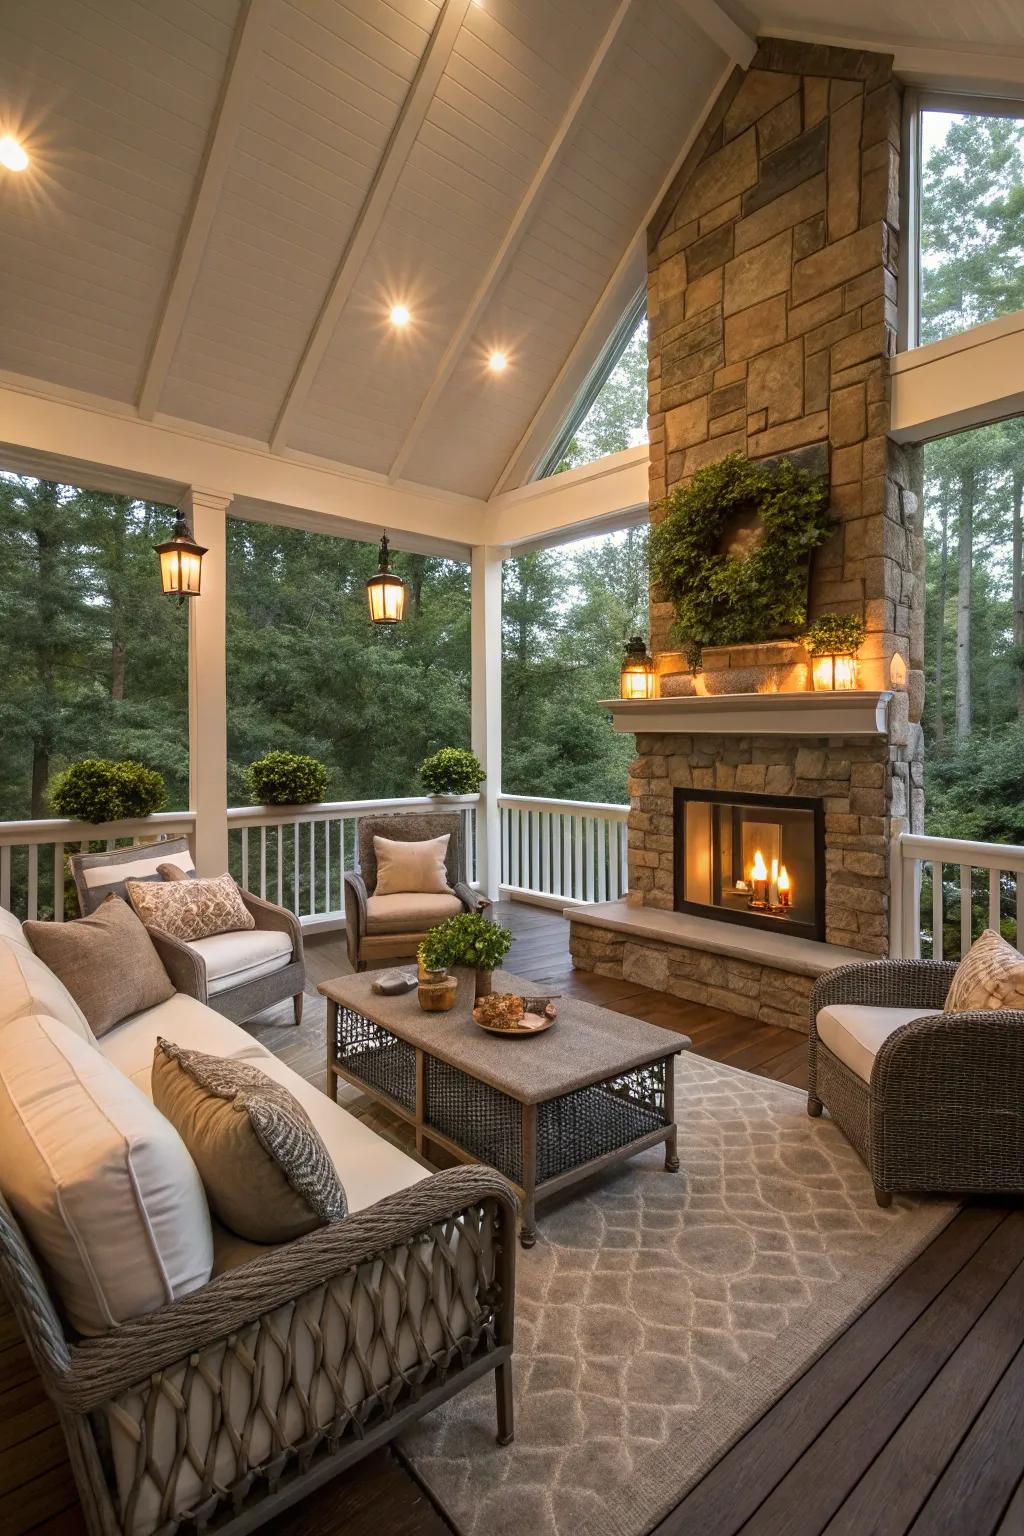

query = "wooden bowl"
(471, 993), (558, 1036)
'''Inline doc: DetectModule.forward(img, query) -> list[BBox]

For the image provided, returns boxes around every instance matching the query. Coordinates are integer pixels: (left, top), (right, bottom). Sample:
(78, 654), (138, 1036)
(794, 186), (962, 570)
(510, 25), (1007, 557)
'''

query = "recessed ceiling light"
(389, 303), (411, 327)
(0, 134), (29, 172)
(488, 350), (508, 372)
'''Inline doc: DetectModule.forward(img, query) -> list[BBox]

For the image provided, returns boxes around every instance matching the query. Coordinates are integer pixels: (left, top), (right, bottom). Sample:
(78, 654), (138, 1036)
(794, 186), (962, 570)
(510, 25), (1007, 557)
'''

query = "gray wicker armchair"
(809, 959), (1024, 1207)
(344, 811), (488, 971)
(0, 1165), (517, 1536)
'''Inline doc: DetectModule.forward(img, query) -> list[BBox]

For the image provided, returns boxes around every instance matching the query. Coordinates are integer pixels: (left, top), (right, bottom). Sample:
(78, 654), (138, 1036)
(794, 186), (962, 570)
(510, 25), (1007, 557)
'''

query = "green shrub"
(419, 747), (485, 796)
(244, 751), (329, 806)
(418, 912), (512, 973)
(801, 613), (867, 655)
(49, 759), (168, 824)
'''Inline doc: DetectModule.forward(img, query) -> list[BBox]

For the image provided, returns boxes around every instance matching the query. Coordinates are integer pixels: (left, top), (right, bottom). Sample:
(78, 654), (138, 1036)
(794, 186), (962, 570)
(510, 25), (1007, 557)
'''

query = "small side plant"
(419, 747), (485, 796)
(418, 912), (512, 974)
(49, 759), (167, 824)
(244, 751), (328, 806)
(801, 613), (866, 655)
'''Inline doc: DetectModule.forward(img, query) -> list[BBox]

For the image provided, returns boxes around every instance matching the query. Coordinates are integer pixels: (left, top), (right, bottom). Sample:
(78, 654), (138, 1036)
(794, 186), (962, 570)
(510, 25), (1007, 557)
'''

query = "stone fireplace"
(568, 38), (925, 1034)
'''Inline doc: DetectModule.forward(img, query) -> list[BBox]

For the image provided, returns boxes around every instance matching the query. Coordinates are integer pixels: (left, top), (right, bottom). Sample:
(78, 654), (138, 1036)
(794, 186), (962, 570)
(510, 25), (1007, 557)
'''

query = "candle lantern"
(620, 636), (656, 700)
(811, 651), (858, 691)
(803, 614), (865, 691)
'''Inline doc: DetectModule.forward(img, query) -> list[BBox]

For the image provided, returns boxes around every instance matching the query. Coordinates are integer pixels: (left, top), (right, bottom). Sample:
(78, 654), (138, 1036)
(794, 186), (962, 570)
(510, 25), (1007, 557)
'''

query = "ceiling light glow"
(488, 350), (507, 372)
(389, 304), (411, 327)
(0, 134), (29, 172)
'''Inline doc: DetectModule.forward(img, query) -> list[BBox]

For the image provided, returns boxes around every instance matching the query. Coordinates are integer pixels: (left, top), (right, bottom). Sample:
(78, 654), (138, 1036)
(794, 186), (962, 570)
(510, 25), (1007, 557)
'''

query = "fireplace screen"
(674, 788), (825, 942)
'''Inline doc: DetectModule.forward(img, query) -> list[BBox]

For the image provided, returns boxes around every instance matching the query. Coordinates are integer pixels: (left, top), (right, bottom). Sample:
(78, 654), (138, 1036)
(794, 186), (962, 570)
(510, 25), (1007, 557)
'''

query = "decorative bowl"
(471, 993), (558, 1036)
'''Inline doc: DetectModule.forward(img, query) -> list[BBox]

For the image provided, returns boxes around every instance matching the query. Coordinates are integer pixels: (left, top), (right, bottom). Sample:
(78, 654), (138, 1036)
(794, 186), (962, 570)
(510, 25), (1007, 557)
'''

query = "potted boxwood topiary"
(419, 747), (485, 798)
(418, 911), (512, 999)
(244, 751), (329, 806)
(48, 759), (168, 825)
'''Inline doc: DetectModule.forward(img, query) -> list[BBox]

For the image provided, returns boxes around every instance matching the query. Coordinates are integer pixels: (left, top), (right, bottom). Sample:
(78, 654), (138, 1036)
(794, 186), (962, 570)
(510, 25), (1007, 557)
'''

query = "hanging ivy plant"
(650, 453), (832, 671)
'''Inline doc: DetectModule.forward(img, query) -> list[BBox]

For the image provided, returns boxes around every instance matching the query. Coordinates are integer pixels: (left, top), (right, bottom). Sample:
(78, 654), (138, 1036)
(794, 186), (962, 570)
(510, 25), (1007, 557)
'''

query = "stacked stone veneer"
(570, 39), (926, 1031)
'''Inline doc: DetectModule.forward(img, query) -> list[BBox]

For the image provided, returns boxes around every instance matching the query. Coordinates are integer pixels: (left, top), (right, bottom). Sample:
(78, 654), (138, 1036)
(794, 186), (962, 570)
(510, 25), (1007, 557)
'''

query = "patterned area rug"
(400, 1052), (957, 1536)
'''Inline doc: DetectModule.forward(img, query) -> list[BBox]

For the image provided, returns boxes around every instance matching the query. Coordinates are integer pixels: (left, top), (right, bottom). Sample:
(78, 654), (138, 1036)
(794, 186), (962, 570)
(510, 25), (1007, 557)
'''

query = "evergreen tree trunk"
(955, 466), (975, 740)
(111, 500), (126, 701)
(1013, 468), (1024, 718)
(30, 488), (60, 817)
(934, 498), (948, 746)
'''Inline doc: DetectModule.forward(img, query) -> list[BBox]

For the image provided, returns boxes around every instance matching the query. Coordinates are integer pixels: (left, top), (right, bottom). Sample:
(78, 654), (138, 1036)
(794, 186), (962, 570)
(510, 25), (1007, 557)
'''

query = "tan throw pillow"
(152, 1040), (347, 1242)
(945, 929), (1024, 1012)
(127, 872), (254, 942)
(157, 861), (194, 882)
(373, 833), (451, 897)
(24, 897), (174, 1038)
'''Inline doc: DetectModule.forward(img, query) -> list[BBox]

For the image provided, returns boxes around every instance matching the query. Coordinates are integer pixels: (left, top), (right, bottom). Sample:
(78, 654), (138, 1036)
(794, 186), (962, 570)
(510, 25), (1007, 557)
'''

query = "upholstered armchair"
(343, 811), (488, 971)
(808, 959), (1024, 1206)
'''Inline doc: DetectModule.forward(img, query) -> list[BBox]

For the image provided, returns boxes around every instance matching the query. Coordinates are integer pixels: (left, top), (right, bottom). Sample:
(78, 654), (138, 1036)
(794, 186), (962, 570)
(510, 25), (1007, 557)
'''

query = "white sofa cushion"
(98, 992), (274, 1095)
(0, 929), (94, 1044)
(0, 905), (30, 950)
(188, 928), (293, 995)
(816, 1004), (942, 1085)
(0, 1013), (213, 1335)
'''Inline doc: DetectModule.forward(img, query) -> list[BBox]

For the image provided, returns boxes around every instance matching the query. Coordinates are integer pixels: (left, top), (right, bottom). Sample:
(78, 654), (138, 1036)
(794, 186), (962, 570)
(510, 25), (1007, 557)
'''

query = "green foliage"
(925, 722), (1024, 844)
(419, 747), (484, 795)
(553, 316), (647, 473)
(418, 912), (513, 973)
(49, 758), (167, 823)
(801, 613), (866, 656)
(244, 750), (328, 806)
(650, 454), (831, 669)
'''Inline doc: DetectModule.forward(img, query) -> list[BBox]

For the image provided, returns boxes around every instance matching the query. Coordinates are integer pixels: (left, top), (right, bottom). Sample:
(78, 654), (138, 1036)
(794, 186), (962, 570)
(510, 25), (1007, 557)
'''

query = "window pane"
(550, 316), (648, 473)
(920, 109), (1024, 345)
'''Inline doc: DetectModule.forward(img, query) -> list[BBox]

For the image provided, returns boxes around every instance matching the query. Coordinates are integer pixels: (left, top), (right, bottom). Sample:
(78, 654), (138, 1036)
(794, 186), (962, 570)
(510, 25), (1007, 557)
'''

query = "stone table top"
(318, 969), (689, 1105)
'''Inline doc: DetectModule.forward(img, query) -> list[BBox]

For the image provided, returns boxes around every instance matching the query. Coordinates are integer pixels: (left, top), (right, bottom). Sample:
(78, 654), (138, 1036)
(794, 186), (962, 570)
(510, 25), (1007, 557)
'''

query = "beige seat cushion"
(0, 1013), (212, 1335)
(816, 1004), (942, 1085)
(365, 891), (463, 935)
(373, 833), (452, 897)
(945, 928), (1024, 1012)
(24, 897), (174, 1038)
(97, 992), (274, 1095)
(0, 905), (30, 950)
(127, 873), (254, 942)
(187, 927), (293, 995)
(0, 928), (94, 1043)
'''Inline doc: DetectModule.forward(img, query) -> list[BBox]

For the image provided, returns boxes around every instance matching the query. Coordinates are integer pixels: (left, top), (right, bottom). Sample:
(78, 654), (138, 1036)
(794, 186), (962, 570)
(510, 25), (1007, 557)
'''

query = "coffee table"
(318, 969), (689, 1247)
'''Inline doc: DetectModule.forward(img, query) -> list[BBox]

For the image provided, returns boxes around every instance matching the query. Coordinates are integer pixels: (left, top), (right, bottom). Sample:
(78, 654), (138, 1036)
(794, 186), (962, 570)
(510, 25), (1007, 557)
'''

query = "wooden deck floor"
(2, 902), (1022, 1536)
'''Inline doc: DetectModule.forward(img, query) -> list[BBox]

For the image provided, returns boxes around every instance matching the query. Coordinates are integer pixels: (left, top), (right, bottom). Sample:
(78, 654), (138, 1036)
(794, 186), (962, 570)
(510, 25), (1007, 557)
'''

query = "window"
(541, 298), (648, 476)
(915, 102), (1024, 346)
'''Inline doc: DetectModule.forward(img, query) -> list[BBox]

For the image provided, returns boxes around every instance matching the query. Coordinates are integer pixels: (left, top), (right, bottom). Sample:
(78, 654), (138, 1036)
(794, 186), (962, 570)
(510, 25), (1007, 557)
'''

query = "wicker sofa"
(0, 907), (516, 1536)
(809, 958), (1024, 1206)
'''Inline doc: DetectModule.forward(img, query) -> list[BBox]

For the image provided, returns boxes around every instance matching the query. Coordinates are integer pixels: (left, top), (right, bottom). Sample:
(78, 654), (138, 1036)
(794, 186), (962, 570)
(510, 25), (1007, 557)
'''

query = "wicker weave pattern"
(337, 1007), (416, 1111)
(808, 959), (1024, 1201)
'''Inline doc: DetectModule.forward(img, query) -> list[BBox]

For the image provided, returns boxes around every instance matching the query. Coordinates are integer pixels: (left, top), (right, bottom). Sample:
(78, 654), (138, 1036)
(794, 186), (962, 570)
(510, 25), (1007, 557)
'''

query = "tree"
(554, 318), (648, 472)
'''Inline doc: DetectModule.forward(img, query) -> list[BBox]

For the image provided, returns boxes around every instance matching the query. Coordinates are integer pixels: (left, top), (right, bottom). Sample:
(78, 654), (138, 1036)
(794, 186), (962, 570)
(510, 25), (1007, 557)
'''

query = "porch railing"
(891, 832), (1024, 960)
(498, 794), (629, 907)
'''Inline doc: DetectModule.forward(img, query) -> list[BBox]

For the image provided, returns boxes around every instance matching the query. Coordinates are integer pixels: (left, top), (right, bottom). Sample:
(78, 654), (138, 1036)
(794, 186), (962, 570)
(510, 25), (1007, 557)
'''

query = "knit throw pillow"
(127, 872), (254, 942)
(944, 928), (1024, 1012)
(152, 1040), (347, 1242)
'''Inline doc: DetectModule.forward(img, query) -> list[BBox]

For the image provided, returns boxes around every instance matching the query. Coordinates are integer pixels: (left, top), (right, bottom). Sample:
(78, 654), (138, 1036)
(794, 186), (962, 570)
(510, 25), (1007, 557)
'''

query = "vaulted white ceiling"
(2, 0), (1024, 504)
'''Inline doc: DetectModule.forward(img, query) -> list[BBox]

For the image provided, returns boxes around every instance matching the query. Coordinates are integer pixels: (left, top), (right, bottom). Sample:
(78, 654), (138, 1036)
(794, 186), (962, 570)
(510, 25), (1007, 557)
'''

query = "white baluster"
(0, 845), (10, 911)
(596, 818), (607, 903)
(989, 867), (1001, 935)
(930, 860), (942, 959)
(241, 828), (249, 892)
(259, 826), (267, 900)
(959, 864), (972, 956)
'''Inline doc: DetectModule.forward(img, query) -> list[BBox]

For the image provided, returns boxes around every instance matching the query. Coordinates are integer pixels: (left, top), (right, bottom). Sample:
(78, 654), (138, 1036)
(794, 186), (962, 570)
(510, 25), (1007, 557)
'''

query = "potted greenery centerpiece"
(244, 751), (329, 805)
(49, 759), (168, 825)
(419, 747), (485, 799)
(418, 911), (513, 999)
(802, 613), (866, 691)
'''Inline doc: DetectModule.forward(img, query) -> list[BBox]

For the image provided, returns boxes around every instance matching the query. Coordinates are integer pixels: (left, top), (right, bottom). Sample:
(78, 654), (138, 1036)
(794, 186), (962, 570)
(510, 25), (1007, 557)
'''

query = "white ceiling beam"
(487, 444), (649, 550)
(758, 24), (1024, 97)
(268, 0), (473, 455)
(678, 0), (756, 67)
(890, 312), (1024, 443)
(387, 0), (640, 484)
(489, 55), (739, 497)
(137, 0), (272, 420)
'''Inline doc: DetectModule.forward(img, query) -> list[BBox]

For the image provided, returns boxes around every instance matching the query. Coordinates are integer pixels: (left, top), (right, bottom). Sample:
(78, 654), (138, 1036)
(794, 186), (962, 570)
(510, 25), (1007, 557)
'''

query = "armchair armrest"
(454, 880), (490, 914)
(240, 888), (303, 963)
(59, 1165), (517, 1412)
(343, 869), (369, 929)
(811, 959), (958, 1031)
(873, 1007), (1024, 1097)
(147, 924), (207, 1002)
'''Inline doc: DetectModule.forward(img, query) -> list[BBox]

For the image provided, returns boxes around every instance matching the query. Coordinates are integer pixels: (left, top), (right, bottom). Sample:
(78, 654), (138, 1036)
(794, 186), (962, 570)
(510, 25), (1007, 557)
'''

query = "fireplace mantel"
(600, 691), (891, 737)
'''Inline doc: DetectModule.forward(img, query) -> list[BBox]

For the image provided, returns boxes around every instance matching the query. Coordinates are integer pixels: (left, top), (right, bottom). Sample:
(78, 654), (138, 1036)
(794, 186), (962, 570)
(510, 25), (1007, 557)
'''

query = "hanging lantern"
(155, 512), (207, 602)
(620, 636), (656, 699)
(366, 532), (406, 624)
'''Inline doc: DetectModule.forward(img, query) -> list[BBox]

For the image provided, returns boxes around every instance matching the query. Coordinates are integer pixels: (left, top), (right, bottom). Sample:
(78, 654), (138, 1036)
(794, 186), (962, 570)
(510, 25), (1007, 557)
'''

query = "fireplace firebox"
(673, 788), (825, 942)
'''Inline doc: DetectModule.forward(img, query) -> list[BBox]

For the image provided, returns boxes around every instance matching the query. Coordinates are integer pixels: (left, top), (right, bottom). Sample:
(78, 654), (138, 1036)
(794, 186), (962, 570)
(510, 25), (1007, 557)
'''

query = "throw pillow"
(945, 928), (1024, 1012)
(24, 896), (174, 1037)
(157, 862), (195, 881)
(152, 1040), (347, 1242)
(373, 833), (451, 897)
(127, 872), (255, 942)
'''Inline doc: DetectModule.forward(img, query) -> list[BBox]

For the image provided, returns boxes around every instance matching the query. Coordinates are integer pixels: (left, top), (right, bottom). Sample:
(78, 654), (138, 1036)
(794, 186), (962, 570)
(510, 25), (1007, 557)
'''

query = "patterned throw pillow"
(127, 872), (255, 942)
(944, 929), (1024, 1012)
(152, 1039), (347, 1242)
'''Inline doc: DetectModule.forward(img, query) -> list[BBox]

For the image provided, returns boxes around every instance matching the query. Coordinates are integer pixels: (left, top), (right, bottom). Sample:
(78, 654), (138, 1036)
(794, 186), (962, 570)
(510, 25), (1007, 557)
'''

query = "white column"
(471, 544), (505, 901)
(183, 488), (232, 875)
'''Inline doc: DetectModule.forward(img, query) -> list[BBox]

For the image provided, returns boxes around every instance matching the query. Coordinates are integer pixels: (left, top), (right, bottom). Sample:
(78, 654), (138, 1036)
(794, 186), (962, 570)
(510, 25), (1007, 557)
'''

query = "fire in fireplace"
(673, 788), (825, 942)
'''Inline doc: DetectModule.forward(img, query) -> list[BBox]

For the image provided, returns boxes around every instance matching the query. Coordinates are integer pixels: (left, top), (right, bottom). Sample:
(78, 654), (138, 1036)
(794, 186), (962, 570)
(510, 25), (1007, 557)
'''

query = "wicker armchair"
(344, 811), (488, 971)
(0, 1166), (517, 1536)
(809, 959), (1024, 1207)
